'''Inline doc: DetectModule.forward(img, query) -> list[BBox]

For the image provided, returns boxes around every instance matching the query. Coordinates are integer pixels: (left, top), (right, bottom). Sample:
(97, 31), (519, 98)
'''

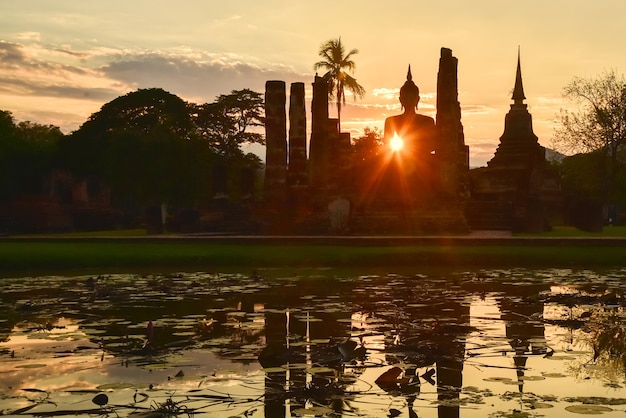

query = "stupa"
(467, 49), (561, 232)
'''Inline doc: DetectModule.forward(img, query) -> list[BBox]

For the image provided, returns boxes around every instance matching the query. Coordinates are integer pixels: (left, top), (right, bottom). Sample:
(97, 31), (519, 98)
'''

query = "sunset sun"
(390, 132), (404, 152)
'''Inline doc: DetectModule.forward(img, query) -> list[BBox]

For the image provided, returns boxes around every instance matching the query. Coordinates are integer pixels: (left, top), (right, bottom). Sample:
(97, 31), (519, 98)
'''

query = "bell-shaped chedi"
(488, 49), (541, 171)
(468, 49), (561, 232)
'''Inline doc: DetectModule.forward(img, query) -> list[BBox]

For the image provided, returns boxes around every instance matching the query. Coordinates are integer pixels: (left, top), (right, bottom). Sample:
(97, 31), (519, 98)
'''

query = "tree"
(193, 89), (264, 156)
(0, 114), (64, 199)
(313, 37), (365, 127)
(0, 110), (16, 138)
(352, 126), (383, 161)
(351, 127), (383, 198)
(554, 70), (626, 206)
(64, 88), (211, 205)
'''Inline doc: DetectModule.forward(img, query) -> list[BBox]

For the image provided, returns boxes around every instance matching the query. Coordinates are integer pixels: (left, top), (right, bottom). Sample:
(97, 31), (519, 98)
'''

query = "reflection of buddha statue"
(384, 65), (436, 156)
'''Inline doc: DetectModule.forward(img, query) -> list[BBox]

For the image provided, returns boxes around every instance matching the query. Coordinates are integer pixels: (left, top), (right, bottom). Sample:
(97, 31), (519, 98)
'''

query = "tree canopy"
(0, 112), (64, 199)
(193, 89), (264, 156)
(63, 88), (204, 205)
(314, 37), (365, 127)
(554, 70), (626, 205)
(63, 87), (264, 206)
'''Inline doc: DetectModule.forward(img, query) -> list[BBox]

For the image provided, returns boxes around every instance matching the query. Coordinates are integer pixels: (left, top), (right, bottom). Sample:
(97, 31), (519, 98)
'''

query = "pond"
(0, 268), (625, 417)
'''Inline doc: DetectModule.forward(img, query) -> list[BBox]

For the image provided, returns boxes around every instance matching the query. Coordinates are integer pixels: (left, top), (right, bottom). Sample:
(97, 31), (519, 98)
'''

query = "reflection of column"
(437, 354), (463, 418)
(376, 286), (471, 418)
(262, 311), (287, 418)
(264, 370), (285, 418)
(260, 306), (351, 417)
(435, 303), (469, 418)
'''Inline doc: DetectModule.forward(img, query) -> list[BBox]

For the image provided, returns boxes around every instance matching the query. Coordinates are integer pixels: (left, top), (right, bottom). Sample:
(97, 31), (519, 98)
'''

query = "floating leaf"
(306, 366), (336, 375)
(10, 405), (38, 414)
(542, 372), (567, 378)
(519, 375), (545, 381)
(525, 401), (554, 409)
(96, 383), (134, 390)
(375, 367), (403, 386)
(483, 377), (513, 382)
(15, 364), (46, 369)
(292, 406), (334, 416)
(92, 393), (109, 406)
(565, 405), (613, 414)
(263, 367), (286, 373)
(133, 392), (150, 403)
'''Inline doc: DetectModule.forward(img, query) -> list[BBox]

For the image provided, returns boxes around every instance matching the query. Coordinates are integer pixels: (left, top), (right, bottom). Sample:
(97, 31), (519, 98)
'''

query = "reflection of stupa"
(467, 50), (562, 232)
(500, 291), (549, 393)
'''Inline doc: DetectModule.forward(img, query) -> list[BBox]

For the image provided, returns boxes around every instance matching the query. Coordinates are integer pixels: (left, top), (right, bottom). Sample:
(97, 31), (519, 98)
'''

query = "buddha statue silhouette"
(384, 65), (436, 157)
(378, 66), (437, 207)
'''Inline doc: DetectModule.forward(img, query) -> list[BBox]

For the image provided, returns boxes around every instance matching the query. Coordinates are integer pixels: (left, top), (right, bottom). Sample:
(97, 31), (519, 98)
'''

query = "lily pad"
(542, 372), (567, 378)
(306, 366), (336, 375)
(565, 405), (613, 414)
(519, 375), (545, 381)
(263, 367), (287, 373)
(524, 401), (554, 409)
(96, 383), (134, 390)
(483, 377), (513, 382)
(15, 364), (47, 369)
(292, 406), (334, 416)
(92, 393), (109, 406)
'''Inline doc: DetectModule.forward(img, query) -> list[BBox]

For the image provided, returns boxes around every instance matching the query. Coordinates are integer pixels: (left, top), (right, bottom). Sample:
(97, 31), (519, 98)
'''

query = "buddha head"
(399, 65), (420, 111)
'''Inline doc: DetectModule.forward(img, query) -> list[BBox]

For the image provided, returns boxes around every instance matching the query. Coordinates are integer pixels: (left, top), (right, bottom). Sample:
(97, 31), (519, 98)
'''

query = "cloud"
(464, 139), (499, 167)
(0, 41), (124, 104)
(372, 87), (399, 100)
(0, 40), (315, 132)
(13, 32), (41, 41)
(0, 76), (118, 101)
(52, 48), (91, 59)
(460, 104), (498, 116)
(99, 51), (310, 103)
(0, 37), (526, 168)
(212, 14), (242, 25)
(0, 41), (28, 63)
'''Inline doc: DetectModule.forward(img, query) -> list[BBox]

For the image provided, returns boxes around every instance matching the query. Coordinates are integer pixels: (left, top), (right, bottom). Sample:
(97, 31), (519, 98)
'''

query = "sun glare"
(390, 132), (404, 152)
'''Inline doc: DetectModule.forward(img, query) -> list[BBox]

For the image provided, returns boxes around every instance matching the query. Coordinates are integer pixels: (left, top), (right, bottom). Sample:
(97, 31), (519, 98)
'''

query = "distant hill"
(545, 147), (567, 162)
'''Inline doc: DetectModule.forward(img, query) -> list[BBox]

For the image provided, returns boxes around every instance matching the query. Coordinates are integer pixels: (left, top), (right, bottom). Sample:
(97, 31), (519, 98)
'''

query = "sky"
(1, 1), (626, 167)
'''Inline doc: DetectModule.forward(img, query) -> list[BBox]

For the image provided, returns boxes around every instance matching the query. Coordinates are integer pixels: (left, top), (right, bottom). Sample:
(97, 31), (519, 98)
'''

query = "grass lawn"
(1, 235), (626, 277)
(516, 225), (626, 237)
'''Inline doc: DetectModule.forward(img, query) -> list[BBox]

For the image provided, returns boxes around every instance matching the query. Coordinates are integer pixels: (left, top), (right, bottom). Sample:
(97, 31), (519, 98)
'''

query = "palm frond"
(314, 37), (366, 123)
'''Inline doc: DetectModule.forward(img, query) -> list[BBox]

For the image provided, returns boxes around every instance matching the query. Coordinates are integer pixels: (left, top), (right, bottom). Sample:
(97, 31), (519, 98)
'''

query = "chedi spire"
(512, 47), (526, 107)
(400, 64), (420, 106)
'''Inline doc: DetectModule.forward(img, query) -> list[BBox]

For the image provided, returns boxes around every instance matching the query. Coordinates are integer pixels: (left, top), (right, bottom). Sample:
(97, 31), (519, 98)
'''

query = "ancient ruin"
(263, 48), (560, 234)
(264, 48), (470, 234)
(467, 50), (561, 232)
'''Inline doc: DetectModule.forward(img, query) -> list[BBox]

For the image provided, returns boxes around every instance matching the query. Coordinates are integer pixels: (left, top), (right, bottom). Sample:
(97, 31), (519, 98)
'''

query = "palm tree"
(314, 37), (366, 128)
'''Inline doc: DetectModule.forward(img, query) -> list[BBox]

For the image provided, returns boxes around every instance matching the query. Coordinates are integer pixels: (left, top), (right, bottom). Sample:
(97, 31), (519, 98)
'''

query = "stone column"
(436, 47), (468, 199)
(288, 82), (307, 187)
(309, 75), (329, 193)
(264, 80), (287, 206)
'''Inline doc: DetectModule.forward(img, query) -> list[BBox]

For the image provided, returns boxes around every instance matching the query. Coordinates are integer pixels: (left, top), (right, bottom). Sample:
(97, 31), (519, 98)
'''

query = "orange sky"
(1, 1), (626, 166)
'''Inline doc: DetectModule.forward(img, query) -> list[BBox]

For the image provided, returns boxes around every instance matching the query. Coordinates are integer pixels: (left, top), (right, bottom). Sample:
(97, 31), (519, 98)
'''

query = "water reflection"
(0, 269), (625, 416)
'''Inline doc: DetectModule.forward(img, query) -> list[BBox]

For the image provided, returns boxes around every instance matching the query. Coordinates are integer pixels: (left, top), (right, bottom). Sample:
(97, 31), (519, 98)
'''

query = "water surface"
(1, 268), (625, 417)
